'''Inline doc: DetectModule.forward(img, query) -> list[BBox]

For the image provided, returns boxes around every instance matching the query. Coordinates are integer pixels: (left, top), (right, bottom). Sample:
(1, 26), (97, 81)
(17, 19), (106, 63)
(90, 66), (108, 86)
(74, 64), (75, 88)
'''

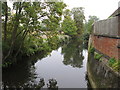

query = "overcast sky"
(63, 0), (120, 20)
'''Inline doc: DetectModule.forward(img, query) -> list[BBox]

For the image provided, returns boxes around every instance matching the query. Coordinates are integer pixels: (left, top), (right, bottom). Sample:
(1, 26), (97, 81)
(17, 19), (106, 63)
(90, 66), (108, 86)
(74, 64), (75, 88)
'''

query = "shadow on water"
(2, 38), (92, 89)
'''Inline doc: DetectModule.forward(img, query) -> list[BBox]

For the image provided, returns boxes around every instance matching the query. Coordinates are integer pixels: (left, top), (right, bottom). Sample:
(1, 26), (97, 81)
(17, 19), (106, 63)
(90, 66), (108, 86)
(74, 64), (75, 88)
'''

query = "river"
(3, 39), (91, 88)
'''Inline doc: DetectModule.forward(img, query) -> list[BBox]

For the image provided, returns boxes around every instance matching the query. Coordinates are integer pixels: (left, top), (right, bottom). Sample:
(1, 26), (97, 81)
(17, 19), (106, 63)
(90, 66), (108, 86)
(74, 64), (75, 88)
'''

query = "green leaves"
(94, 53), (103, 60)
(108, 58), (116, 66)
(72, 7), (85, 35)
(62, 16), (77, 37)
(108, 58), (120, 72)
(2, 1), (66, 63)
(84, 15), (99, 34)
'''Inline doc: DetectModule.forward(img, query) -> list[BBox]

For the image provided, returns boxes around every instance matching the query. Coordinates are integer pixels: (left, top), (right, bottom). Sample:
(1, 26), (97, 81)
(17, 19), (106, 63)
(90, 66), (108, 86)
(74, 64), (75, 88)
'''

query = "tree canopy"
(2, 1), (67, 65)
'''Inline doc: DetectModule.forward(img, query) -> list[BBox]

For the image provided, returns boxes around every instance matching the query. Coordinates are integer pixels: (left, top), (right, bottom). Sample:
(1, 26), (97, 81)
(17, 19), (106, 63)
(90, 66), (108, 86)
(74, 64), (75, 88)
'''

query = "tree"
(61, 9), (77, 37)
(2, 1), (66, 64)
(83, 15), (99, 46)
(42, 1), (66, 36)
(72, 7), (85, 35)
(85, 15), (99, 33)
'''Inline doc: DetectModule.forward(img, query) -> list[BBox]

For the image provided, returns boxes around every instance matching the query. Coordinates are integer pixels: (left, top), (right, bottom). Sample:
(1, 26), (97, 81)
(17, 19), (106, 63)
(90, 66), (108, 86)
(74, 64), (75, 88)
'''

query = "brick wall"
(92, 35), (120, 60)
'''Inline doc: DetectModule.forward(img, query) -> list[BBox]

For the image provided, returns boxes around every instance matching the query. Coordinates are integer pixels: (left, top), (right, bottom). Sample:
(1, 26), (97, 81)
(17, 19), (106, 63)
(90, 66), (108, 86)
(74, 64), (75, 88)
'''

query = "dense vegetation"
(2, 1), (98, 68)
(2, 1), (67, 67)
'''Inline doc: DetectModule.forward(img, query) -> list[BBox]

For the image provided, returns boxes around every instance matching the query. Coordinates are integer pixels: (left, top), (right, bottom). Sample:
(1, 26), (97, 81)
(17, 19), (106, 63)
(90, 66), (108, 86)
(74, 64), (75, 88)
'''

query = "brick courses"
(92, 35), (120, 60)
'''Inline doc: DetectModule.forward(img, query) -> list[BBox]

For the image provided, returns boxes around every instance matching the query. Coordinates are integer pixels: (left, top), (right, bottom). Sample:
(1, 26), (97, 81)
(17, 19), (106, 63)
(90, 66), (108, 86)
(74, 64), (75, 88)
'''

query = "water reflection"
(2, 51), (49, 88)
(2, 39), (90, 88)
(61, 39), (84, 68)
(47, 79), (58, 89)
(2, 43), (61, 88)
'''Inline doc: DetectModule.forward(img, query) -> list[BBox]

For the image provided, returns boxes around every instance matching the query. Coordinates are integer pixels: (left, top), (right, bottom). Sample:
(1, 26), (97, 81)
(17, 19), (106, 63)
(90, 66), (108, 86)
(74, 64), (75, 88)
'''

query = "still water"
(3, 39), (90, 88)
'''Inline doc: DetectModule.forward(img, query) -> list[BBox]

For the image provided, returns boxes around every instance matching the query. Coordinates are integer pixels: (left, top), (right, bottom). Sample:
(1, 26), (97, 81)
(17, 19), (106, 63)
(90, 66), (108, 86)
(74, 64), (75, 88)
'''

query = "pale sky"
(63, 0), (120, 20)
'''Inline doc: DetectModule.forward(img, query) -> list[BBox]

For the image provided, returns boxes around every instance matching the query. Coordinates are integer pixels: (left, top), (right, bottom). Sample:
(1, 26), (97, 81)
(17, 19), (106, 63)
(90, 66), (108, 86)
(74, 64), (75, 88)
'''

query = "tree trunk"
(3, 2), (22, 61)
(4, 2), (8, 42)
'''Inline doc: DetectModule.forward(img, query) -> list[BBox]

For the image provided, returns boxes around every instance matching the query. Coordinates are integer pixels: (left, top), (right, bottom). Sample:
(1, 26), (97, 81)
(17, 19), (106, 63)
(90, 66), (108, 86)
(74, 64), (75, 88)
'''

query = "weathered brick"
(92, 35), (120, 60)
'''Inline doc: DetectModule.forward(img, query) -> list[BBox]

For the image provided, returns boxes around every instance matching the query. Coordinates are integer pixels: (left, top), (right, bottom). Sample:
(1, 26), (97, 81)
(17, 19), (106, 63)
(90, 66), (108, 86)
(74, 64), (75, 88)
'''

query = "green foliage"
(89, 46), (95, 54)
(82, 32), (89, 44)
(84, 15), (99, 34)
(108, 58), (116, 67)
(2, 61), (12, 68)
(2, 1), (66, 66)
(48, 36), (59, 48)
(108, 58), (120, 72)
(94, 53), (103, 60)
(2, 41), (10, 53)
(23, 34), (51, 56)
(72, 7), (85, 35)
(112, 61), (120, 72)
(61, 16), (77, 37)
(42, 1), (66, 31)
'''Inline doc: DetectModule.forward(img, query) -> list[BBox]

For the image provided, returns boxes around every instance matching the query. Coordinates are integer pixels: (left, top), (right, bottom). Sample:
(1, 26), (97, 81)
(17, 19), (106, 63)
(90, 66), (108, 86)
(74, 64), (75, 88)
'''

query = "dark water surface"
(3, 39), (90, 88)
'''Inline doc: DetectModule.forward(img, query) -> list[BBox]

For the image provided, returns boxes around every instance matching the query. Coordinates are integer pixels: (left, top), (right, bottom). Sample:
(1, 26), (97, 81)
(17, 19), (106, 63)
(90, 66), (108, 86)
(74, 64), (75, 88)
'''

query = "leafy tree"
(84, 15), (99, 34)
(61, 9), (77, 37)
(61, 16), (77, 37)
(2, 1), (66, 65)
(42, 2), (66, 33)
(72, 7), (85, 35)
(63, 9), (71, 18)
(83, 15), (99, 46)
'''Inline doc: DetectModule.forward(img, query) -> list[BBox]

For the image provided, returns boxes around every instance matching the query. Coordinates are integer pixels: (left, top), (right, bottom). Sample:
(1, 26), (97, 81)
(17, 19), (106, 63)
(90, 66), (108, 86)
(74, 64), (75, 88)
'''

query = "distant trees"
(61, 9), (77, 37)
(84, 15), (99, 34)
(72, 7), (85, 35)
(61, 7), (85, 37)
(83, 15), (99, 45)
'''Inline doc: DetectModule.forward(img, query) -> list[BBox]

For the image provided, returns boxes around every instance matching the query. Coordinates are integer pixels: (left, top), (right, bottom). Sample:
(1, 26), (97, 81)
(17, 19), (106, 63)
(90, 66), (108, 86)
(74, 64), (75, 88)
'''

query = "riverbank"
(2, 35), (70, 69)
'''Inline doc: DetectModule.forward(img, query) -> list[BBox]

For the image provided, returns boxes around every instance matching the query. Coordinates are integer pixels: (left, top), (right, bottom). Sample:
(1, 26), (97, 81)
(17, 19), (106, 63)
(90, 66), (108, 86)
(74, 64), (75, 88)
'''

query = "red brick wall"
(92, 35), (120, 60)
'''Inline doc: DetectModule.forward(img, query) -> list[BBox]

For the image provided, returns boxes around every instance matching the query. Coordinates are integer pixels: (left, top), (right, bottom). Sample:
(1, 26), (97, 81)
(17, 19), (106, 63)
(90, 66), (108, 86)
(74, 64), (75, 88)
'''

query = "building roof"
(109, 1), (120, 17)
(109, 7), (120, 17)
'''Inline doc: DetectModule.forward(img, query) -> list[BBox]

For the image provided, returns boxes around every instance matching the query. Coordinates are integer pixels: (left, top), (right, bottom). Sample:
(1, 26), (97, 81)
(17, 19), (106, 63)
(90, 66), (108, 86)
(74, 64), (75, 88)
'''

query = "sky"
(7, 0), (120, 20)
(63, 0), (120, 20)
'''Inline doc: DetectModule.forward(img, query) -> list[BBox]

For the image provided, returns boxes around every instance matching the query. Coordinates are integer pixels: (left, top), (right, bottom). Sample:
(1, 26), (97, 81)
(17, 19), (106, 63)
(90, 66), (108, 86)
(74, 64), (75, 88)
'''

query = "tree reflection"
(3, 77), (59, 89)
(61, 39), (84, 68)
